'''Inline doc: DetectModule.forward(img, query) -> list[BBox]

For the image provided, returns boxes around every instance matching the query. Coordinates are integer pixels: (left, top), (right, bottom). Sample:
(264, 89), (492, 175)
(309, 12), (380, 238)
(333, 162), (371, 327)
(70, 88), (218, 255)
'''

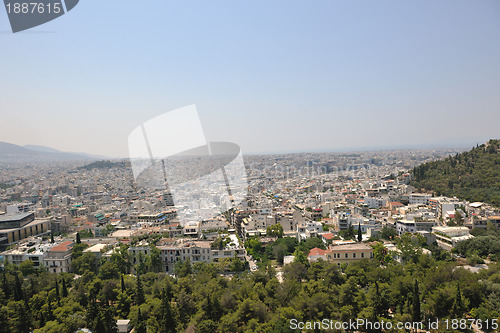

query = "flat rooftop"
(84, 243), (108, 253)
(0, 212), (33, 222)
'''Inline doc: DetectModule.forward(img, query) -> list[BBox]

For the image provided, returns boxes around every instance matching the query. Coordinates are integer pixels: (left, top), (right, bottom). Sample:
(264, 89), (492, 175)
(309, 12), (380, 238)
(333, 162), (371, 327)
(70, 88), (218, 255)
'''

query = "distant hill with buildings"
(78, 160), (131, 170)
(0, 141), (100, 162)
(411, 139), (500, 207)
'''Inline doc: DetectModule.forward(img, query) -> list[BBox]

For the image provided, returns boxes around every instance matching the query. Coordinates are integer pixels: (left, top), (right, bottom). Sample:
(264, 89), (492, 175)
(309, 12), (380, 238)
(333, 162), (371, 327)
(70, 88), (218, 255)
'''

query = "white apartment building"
(409, 193), (432, 205)
(396, 219), (435, 236)
(2, 241), (51, 268)
(352, 219), (379, 233)
(297, 221), (322, 241)
(363, 197), (387, 209)
(432, 226), (474, 250)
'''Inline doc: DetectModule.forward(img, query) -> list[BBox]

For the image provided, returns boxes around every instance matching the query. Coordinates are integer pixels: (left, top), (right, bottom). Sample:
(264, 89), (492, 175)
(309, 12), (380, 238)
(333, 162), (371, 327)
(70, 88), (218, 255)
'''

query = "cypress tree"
(14, 274), (23, 301)
(50, 232), (54, 244)
(372, 281), (382, 318)
(121, 274), (125, 293)
(452, 283), (465, 317)
(159, 289), (176, 333)
(47, 300), (54, 321)
(93, 313), (106, 333)
(38, 311), (45, 329)
(136, 308), (147, 333)
(357, 223), (362, 242)
(29, 278), (36, 300)
(62, 278), (68, 298)
(55, 279), (59, 298)
(136, 274), (144, 305)
(412, 280), (420, 323)
(76, 232), (81, 244)
(2, 272), (10, 298)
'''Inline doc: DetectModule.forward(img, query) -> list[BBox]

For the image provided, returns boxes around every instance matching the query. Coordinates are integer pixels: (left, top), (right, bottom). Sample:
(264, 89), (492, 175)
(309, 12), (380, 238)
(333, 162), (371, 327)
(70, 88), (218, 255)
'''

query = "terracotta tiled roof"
(321, 233), (335, 240)
(308, 247), (326, 257)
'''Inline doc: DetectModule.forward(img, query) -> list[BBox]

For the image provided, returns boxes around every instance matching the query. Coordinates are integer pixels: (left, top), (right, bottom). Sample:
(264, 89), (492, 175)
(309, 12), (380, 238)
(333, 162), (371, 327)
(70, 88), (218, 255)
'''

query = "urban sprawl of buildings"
(0, 148), (498, 274)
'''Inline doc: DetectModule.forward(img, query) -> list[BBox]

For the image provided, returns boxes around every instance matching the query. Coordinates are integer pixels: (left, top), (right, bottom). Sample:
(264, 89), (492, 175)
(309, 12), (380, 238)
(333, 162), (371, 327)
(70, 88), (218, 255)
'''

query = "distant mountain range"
(0, 142), (109, 162)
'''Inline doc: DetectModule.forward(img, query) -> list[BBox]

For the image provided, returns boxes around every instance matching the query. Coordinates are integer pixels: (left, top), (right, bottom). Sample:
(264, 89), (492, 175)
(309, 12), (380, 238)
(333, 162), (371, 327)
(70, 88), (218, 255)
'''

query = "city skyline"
(0, 137), (487, 160)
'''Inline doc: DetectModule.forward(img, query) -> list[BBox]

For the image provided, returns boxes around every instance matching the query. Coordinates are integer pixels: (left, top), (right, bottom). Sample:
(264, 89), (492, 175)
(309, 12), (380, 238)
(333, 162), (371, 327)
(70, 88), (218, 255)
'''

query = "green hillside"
(411, 139), (500, 207)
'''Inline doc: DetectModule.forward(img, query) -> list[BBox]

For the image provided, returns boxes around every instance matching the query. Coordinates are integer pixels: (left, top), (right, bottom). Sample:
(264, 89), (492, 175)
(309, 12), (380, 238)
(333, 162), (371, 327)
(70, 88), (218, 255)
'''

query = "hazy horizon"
(0, 137), (484, 159)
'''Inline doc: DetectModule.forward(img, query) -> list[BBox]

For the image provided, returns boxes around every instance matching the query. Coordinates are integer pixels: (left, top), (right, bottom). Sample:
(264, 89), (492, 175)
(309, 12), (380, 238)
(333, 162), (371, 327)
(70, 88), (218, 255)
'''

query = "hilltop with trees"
(411, 139), (500, 207)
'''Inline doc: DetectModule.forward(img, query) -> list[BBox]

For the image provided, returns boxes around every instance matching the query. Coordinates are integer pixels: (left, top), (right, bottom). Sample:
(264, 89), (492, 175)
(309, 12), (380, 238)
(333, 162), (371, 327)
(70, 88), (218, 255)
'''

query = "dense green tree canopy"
(412, 139), (500, 207)
(0, 235), (498, 332)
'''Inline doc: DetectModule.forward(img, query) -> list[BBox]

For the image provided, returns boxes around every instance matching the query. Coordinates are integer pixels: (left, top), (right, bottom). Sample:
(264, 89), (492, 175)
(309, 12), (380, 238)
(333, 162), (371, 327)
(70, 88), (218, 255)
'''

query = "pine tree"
(412, 280), (421, 323)
(0, 307), (9, 333)
(12, 301), (30, 333)
(102, 304), (118, 333)
(136, 274), (145, 305)
(62, 278), (68, 298)
(76, 232), (81, 244)
(210, 295), (222, 321)
(357, 223), (362, 242)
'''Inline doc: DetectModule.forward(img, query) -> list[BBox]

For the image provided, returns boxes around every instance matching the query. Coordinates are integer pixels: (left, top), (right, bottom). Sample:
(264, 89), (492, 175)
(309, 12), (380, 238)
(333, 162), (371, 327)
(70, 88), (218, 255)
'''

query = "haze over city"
(1, 0), (500, 157)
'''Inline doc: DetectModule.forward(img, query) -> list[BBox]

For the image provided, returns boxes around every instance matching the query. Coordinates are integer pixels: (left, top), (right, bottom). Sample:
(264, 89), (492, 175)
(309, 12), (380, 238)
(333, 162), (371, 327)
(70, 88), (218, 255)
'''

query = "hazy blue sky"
(1, 0), (499, 157)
